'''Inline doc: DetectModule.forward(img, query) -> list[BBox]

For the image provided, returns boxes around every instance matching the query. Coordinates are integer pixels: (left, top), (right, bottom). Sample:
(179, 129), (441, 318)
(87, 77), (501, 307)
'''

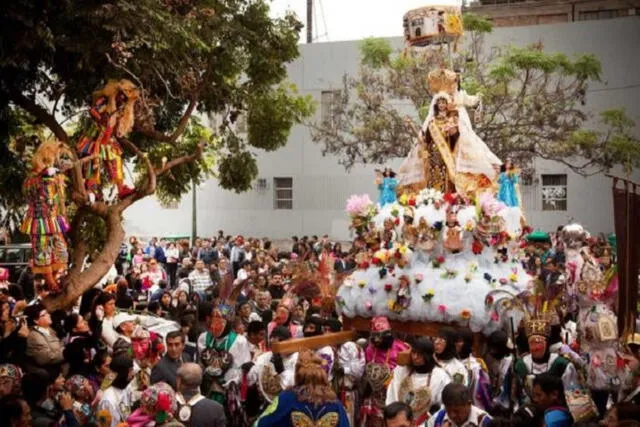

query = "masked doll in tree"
(514, 313), (578, 404)
(247, 326), (299, 415)
(76, 79), (138, 201)
(197, 304), (251, 411)
(20, 140), (73, 291)
(386, 338), (451, 425)
(457, 328), (493, 412)
(360, 316), (409, 427)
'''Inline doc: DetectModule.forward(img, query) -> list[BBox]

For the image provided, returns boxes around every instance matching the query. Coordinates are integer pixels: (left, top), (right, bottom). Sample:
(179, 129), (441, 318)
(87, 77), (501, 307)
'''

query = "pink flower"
(491, 312), (499, 322)
(365, 301), (373, 310)
(438, 304), (447, 314)
(346, 194), (374, 216)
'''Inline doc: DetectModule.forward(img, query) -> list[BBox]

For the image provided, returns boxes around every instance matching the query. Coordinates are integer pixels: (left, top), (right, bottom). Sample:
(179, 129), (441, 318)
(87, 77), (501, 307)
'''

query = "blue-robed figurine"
(254, 350), (350, 427)
(497, 159), (520, 207)
(376, 167), (398, 206)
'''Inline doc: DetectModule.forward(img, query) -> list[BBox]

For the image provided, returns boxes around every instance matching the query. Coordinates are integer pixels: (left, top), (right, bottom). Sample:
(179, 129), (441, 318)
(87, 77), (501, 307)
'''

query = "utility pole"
(307, 0), (313, 43)
(191, 178), (197, 245)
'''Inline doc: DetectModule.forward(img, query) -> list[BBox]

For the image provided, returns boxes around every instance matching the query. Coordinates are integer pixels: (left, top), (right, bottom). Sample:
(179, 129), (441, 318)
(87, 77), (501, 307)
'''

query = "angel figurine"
(376, 168), (398, 206)
(497, 159), (520, 207)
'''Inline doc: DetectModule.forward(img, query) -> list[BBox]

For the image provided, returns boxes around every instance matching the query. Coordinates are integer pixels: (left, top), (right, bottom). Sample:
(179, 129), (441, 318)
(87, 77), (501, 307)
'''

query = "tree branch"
(10, 91), (69, 143)
(156, 142), (205, 176)
(136, 99), (198, 143)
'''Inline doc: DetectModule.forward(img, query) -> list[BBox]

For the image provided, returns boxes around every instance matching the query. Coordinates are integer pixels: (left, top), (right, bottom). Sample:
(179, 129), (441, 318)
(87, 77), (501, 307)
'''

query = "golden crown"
(524, 312), (557, 338)
(428, 68), (458, 95)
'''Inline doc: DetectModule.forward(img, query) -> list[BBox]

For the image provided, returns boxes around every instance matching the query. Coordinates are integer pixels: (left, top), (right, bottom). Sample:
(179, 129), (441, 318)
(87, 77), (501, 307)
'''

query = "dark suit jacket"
(150, 351), (193, 389)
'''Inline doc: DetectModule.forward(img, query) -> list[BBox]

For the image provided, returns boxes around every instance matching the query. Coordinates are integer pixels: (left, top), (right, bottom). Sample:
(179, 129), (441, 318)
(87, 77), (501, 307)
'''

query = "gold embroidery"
(290, 411), (339, 427)
(398, 374), (432, 420)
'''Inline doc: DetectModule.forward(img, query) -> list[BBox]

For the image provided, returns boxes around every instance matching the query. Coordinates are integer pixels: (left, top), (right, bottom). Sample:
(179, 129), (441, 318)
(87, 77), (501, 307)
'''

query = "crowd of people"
(0, 229), (638, 427)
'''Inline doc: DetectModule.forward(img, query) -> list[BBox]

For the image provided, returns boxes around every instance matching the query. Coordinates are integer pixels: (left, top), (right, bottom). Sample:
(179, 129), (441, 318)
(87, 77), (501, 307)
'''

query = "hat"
(371, 316), (391, 333)
(65, 375), (95, 403)
(113, 312), (137, 329)
(524, 316), (552, 339)
(0, 364), (22, 381)
(141, 382), (177, 422)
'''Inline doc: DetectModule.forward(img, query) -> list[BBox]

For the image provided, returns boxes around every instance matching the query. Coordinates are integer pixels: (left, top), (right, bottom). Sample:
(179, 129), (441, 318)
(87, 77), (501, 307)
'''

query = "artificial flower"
(394, 217), (400, 226)
(384, 283), (393, 292)
(399, 193), (409, 205)
(358, 280), (366, 288)
(399, 245), (408, 255)
(460, 309), (472, 320)
(358, 261), (370, 270)
(368, 287), (377, 295)
(491, 312), (500, 322)
(464, 220), (475, 232)
(509, 273), (518, 283)
(472, 239), (483, 255)
(464, 272), (472, 283)
(422, 289), (435, 302)
(378, 267), (387, 279)
(485, 295), (494, 306)
(365, 301), (373, 310)
(499, 278), (508, 285)
(387, 300), (395, 310)
(414, 273), (424, 283)
(441, 269), (458, 279)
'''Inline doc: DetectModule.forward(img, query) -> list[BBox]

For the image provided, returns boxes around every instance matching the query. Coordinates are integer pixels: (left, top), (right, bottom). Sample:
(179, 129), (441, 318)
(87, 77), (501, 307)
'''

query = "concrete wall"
(124, 17), (640, 240)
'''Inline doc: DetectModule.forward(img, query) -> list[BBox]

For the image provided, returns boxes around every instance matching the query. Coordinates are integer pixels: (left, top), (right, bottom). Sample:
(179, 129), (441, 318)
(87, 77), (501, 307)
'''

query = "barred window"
(321, 90), (341, 126)
(541, 174), (567, 211)
(274, 177), (293, 210)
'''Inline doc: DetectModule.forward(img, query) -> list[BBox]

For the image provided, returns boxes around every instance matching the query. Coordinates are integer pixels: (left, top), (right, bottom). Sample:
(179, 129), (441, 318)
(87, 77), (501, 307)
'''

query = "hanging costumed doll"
(76, 79), (138, 200)
(20, 140), (72, 290)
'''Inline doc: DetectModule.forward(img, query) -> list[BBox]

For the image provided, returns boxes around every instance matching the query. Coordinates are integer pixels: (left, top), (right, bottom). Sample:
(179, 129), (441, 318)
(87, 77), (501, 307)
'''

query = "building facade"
(467, 0), (640, 27)
(124, 17), (640, 240)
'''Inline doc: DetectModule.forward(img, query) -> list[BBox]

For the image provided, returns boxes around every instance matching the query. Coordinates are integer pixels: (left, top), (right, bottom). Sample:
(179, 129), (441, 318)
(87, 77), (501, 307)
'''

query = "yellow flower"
(399, 245), (407, 255)
(509, 273), (518, 283)
(426, 288), (435, 296)
(358, 280), (366, 288)
(399, 193), (409, 205)
(387, 300), (395, 310)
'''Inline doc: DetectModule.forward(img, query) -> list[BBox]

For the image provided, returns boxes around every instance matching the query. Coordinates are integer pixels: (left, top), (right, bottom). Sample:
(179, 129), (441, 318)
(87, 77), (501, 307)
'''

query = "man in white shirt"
(427, 383), (492, 427)
(188, 260), (213, 294)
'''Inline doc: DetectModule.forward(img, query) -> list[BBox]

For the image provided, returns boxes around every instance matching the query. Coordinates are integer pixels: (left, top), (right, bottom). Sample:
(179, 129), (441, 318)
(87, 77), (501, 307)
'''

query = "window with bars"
(541, 174), (567, 211)
(274, 177), (293, 210)
(578, 9), (621, 21)
(321, 90), (341, 126)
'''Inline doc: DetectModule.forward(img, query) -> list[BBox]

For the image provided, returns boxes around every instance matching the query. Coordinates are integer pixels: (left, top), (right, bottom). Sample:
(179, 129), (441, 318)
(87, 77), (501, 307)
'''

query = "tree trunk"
(43, 208), (124, 311)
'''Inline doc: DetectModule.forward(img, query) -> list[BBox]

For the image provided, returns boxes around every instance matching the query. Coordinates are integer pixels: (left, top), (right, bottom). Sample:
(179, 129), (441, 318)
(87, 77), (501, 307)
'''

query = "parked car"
(0, 243), (31, 282)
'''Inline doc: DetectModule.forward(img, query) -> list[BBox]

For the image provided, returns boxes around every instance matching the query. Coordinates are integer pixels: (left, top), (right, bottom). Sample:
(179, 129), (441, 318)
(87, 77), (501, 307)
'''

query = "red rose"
(472, 239), (483, 255)
(384, 283), (393, 292)
(436, 256), (445, 264)
(372, 257), (381, 265)
(359, 261), (370, 269)
(408, 198), (416, 207)
(394, 250), (402, 259)
(394, 217), (400, 226)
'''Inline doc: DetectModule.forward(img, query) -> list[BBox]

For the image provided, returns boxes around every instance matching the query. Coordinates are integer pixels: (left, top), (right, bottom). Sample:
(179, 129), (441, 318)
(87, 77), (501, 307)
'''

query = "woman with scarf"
(64, 312), (102, 376)
(386, 338), (451, 425)
(254, 350), (350, 427)
(434, 327), (469, 387)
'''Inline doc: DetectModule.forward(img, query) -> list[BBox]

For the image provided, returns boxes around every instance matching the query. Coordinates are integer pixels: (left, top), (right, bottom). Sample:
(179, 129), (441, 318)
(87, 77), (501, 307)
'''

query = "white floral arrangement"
(417, 188), (444, 206)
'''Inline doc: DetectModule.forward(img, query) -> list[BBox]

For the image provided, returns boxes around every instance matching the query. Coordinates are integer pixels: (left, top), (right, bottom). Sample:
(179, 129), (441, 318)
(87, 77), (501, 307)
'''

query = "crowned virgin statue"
(398, 69), (502, 197)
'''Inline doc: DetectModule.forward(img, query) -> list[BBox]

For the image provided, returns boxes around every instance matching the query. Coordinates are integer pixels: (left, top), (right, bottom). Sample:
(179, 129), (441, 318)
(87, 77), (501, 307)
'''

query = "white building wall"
(124, 17), (640, 240)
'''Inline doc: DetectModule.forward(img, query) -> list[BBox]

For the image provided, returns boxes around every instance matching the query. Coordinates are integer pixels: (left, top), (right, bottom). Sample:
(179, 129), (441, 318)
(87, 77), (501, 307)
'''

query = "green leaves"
(359, 38), (394, 69)
(217, 151), (258, 193)
(310, 12), (638, 178)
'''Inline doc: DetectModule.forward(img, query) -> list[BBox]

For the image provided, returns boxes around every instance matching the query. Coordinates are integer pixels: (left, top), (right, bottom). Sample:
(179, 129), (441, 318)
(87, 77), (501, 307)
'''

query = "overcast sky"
(269, 0), (464, 42)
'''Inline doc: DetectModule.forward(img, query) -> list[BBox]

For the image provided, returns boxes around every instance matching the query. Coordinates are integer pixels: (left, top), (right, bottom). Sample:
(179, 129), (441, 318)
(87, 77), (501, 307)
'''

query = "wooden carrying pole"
(342, 316), (484, 357)
(271, 330), (356, 355)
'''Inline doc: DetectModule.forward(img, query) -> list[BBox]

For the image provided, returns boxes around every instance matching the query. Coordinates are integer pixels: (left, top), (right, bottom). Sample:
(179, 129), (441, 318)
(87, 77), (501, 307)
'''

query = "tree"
(309, 14), (639, 177)
(1, 0), (314, 310)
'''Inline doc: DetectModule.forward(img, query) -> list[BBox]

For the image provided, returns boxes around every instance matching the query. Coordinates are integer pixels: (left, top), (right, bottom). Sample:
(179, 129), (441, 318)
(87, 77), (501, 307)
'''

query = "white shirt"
(426, 405), (491, 427)
(386, 366), (451, 408)
(248, 351), (298, 402)
(101, 315), (119, 348)
(166, 247), (180, 263)
(98, 386), (126, 427)
(196, 331), (252, 386)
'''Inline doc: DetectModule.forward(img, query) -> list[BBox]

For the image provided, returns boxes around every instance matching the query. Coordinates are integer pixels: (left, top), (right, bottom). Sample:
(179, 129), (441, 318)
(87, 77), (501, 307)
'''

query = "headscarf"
(436, 327), (459, 361)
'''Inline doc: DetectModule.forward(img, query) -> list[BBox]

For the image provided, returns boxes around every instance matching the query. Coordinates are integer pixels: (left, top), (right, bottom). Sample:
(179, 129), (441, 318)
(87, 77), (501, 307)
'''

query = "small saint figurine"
(497, 159), (520, 207)
(376, 168), (398, 206)
(443, 209), (463, 254)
